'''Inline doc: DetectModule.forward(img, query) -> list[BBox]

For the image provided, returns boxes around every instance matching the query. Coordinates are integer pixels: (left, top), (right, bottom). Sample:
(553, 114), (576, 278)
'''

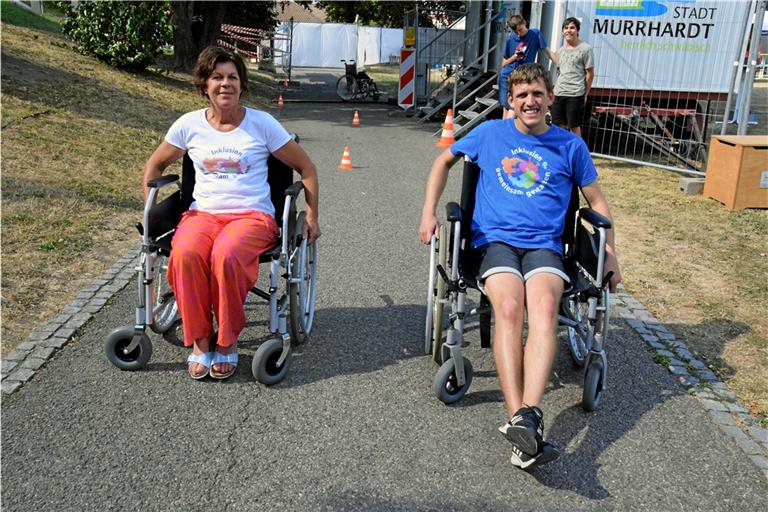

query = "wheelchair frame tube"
(444, 220), (468, 387)
(135, 187), (163, 331)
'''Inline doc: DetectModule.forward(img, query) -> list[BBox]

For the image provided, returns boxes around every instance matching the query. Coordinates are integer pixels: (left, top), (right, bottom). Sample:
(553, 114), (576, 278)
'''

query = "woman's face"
(206, 61), (241, 109)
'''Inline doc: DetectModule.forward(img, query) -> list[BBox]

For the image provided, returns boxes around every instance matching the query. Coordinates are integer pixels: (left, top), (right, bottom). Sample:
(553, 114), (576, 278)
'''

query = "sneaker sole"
(498, 423), (539, 456)
(510, 444), (560, 470)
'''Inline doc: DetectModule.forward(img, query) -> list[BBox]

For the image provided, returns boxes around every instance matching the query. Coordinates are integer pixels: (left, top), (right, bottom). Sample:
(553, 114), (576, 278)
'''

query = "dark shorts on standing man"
(551, 95), (586, 129)
(476, 242), (569, 291)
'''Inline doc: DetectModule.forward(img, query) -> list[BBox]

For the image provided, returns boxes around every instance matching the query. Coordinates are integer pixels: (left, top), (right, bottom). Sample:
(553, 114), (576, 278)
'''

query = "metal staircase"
(437, 79), (501, 138)
(413, 6), (505, 138)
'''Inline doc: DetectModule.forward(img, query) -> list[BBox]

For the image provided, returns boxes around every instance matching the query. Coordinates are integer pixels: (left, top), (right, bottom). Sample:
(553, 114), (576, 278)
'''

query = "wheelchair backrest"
(460, 159), (580, 250)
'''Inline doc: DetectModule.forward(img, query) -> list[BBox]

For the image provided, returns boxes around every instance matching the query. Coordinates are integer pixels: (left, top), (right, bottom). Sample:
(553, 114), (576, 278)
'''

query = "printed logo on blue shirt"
(495, 148), (551, 197)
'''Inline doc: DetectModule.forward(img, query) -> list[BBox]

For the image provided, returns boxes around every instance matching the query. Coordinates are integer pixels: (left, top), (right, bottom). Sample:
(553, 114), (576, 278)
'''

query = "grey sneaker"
(509, 440), (560, 470)
(498, 405), (544, 456)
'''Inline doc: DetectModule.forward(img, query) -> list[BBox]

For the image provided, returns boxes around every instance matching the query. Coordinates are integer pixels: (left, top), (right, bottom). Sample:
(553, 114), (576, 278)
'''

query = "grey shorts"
(477, 242), (569, 289)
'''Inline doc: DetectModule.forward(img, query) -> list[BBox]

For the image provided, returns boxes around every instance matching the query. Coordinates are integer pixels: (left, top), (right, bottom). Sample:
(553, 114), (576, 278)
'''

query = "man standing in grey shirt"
(551, 17), (594, 137)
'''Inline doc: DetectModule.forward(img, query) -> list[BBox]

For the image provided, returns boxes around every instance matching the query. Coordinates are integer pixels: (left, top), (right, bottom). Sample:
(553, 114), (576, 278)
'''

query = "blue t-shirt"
(501, 28), (548, 79)
(450, 120), (598, 255)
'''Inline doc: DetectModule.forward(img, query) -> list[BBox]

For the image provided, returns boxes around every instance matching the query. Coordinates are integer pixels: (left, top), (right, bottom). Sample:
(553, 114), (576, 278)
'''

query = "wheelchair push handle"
(601, 271), (614, 290)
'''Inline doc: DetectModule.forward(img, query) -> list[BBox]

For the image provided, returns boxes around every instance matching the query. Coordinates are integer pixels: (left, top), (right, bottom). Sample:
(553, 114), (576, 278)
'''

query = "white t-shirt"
(164, 107), (292, 215)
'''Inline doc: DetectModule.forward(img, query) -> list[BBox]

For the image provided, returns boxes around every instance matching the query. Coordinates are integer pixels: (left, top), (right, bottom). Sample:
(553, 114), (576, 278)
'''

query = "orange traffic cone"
(436, 108), (455, 148)
(277, 95), (284, 108)
(338, 145), (353, 170)
(352, 110), (360, 126)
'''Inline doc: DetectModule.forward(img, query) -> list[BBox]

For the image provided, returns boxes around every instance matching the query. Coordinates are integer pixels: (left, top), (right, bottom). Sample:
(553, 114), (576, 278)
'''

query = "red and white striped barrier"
(398, 48), (415, 110)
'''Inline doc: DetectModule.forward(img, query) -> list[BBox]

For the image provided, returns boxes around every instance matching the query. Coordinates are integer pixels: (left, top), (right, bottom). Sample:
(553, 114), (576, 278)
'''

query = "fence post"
(737, 0), (767, 135)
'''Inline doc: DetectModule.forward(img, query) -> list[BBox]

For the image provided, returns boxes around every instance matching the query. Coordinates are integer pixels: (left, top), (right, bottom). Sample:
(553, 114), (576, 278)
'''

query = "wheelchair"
(425, 159), (613, 411)
(105, 136), (318, 385)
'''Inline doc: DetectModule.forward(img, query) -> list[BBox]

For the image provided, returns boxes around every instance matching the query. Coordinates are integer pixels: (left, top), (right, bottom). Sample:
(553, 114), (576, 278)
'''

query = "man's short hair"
(562, 17), (581, 31)
(507, 14), (527, 31)
(508, 63), (554, 94)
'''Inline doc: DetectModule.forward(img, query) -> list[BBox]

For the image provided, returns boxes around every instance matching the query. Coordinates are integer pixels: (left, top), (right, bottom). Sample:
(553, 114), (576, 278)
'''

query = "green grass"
(1, 0), (61, 33)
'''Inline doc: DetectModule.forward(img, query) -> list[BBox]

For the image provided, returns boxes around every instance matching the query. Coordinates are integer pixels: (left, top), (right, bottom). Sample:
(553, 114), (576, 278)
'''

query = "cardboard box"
(703, 135), (768, 209)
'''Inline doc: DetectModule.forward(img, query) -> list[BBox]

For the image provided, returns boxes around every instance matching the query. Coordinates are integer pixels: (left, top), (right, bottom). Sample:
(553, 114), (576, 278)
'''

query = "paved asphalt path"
(2, 71), (767, 511)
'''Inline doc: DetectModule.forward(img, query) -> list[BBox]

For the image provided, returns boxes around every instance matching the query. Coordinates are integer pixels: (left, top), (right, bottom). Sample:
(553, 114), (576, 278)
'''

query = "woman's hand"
(303, 214), (321, 244)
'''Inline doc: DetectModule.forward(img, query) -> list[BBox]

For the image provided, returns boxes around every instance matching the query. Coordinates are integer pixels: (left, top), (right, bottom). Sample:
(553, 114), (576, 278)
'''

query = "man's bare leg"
(522, 273), (564, 406)
(483, 273), (526, 418)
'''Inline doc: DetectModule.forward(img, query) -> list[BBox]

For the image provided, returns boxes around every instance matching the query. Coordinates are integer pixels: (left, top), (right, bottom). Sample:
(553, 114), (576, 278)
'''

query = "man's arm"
(419, 148), (462, 244)
(580, 181), (622, 291)
(543, 47), (557, 64)
(584, 67), (594, 97)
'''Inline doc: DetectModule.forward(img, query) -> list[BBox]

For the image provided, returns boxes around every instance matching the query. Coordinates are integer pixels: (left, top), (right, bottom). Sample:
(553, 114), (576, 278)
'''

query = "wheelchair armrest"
(147, 174), (179, 189)
(578, 207), (612, 229)
(285, 181), (304, 197)
(446, 202), (461, 222)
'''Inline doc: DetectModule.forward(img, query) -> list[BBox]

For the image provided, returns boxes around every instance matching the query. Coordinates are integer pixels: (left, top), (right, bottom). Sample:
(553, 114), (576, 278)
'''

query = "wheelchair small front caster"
(582, 361), (605, 412)
(105, 326), (152, 370)
(252, 338), (291, 385)
(434, 357), (473, 404)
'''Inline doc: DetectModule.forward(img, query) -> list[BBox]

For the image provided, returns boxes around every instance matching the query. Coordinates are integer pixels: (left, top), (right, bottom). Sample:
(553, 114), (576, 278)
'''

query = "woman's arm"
(271, 140), (321, 243)
(142, 141), (185, 202)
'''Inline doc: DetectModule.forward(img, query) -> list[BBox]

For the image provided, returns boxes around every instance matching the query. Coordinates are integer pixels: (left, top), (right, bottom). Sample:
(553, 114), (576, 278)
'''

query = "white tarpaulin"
(278, 22), (403, 68)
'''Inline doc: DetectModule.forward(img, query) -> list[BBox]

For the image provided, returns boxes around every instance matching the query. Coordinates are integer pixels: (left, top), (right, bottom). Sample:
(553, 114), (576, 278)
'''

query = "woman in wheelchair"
(419, 64), (620, 469)
(142, 46), (320, 380)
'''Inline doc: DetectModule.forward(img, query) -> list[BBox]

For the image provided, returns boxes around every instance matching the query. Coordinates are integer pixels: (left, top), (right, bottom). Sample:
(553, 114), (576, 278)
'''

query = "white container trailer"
(538, 0), (753, 171)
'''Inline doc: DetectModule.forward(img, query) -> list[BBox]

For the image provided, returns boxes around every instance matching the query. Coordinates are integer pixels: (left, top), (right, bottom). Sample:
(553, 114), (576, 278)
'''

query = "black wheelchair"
(425, 159), (613, 411)
(105, 136), (317, 384)
(335, 59), (380, 102)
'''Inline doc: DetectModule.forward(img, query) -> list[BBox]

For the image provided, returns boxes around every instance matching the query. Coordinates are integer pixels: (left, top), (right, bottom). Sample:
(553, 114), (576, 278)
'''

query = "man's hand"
(303, 215), (321, 244)
(419, 212), (439, 244)
(604, 248), (622, 292)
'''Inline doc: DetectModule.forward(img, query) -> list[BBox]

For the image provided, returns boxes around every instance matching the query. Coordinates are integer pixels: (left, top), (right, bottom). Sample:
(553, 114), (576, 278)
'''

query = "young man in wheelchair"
(419, 63), (621, 468)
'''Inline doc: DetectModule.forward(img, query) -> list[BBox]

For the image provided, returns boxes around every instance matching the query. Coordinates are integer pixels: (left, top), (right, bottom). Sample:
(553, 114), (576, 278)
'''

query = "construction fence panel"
(276, 22), (403, 68)
(559, 0), (756, 174)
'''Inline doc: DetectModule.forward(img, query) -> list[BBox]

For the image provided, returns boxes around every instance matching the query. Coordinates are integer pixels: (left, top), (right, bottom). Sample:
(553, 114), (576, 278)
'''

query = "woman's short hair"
(508, 63), (554, 94)
(562, 17), (581, 31)
(507, 14), (526, 31)
(193, 45), (249, 97)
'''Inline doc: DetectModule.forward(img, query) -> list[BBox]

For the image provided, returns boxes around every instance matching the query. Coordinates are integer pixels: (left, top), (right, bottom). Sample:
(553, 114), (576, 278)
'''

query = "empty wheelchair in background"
(425, 159), (613, 411)
(105, 135), (318, 385)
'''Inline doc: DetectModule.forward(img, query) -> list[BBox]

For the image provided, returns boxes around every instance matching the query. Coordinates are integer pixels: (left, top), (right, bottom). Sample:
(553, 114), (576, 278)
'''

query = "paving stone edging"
(1, 249), (765, 476)
(612, 287), (768, 477)
(0, 245), (141, 394)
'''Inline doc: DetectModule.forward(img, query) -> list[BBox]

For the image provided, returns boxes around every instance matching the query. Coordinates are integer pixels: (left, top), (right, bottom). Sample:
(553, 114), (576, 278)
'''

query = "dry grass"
(596, 159), (768, 423)
(1, 20), (278, 354)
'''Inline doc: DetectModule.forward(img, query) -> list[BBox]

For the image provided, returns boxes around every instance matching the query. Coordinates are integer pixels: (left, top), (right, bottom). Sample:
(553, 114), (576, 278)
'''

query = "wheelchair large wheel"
(336, 74), (359, 101)
(149, 253), (179, 335)
(105, 326), (152, 371)
(289, 214), (318, 345)
(564, 295), (589, 367)
(424, 225), (448, 362)
(252, 338), (291, 385)
(434, 356), (473, 404)
(582, 360), (605, 412)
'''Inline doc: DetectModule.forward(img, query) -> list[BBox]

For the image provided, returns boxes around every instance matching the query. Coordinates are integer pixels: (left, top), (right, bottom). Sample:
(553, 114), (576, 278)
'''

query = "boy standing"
(419, 64), (621, 469)
(552, 17), (595, 136)
(499, 14), (556, 118)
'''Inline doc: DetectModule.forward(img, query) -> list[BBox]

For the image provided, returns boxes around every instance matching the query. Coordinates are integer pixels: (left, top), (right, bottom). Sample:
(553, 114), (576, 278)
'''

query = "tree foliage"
(61, 1), (172, 71)
(317, 1), (465, 28)
(171, 1), (280, 72)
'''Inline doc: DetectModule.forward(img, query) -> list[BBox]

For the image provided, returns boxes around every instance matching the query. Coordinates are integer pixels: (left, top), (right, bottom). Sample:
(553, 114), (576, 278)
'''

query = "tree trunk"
(171, 1), (227, 72)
